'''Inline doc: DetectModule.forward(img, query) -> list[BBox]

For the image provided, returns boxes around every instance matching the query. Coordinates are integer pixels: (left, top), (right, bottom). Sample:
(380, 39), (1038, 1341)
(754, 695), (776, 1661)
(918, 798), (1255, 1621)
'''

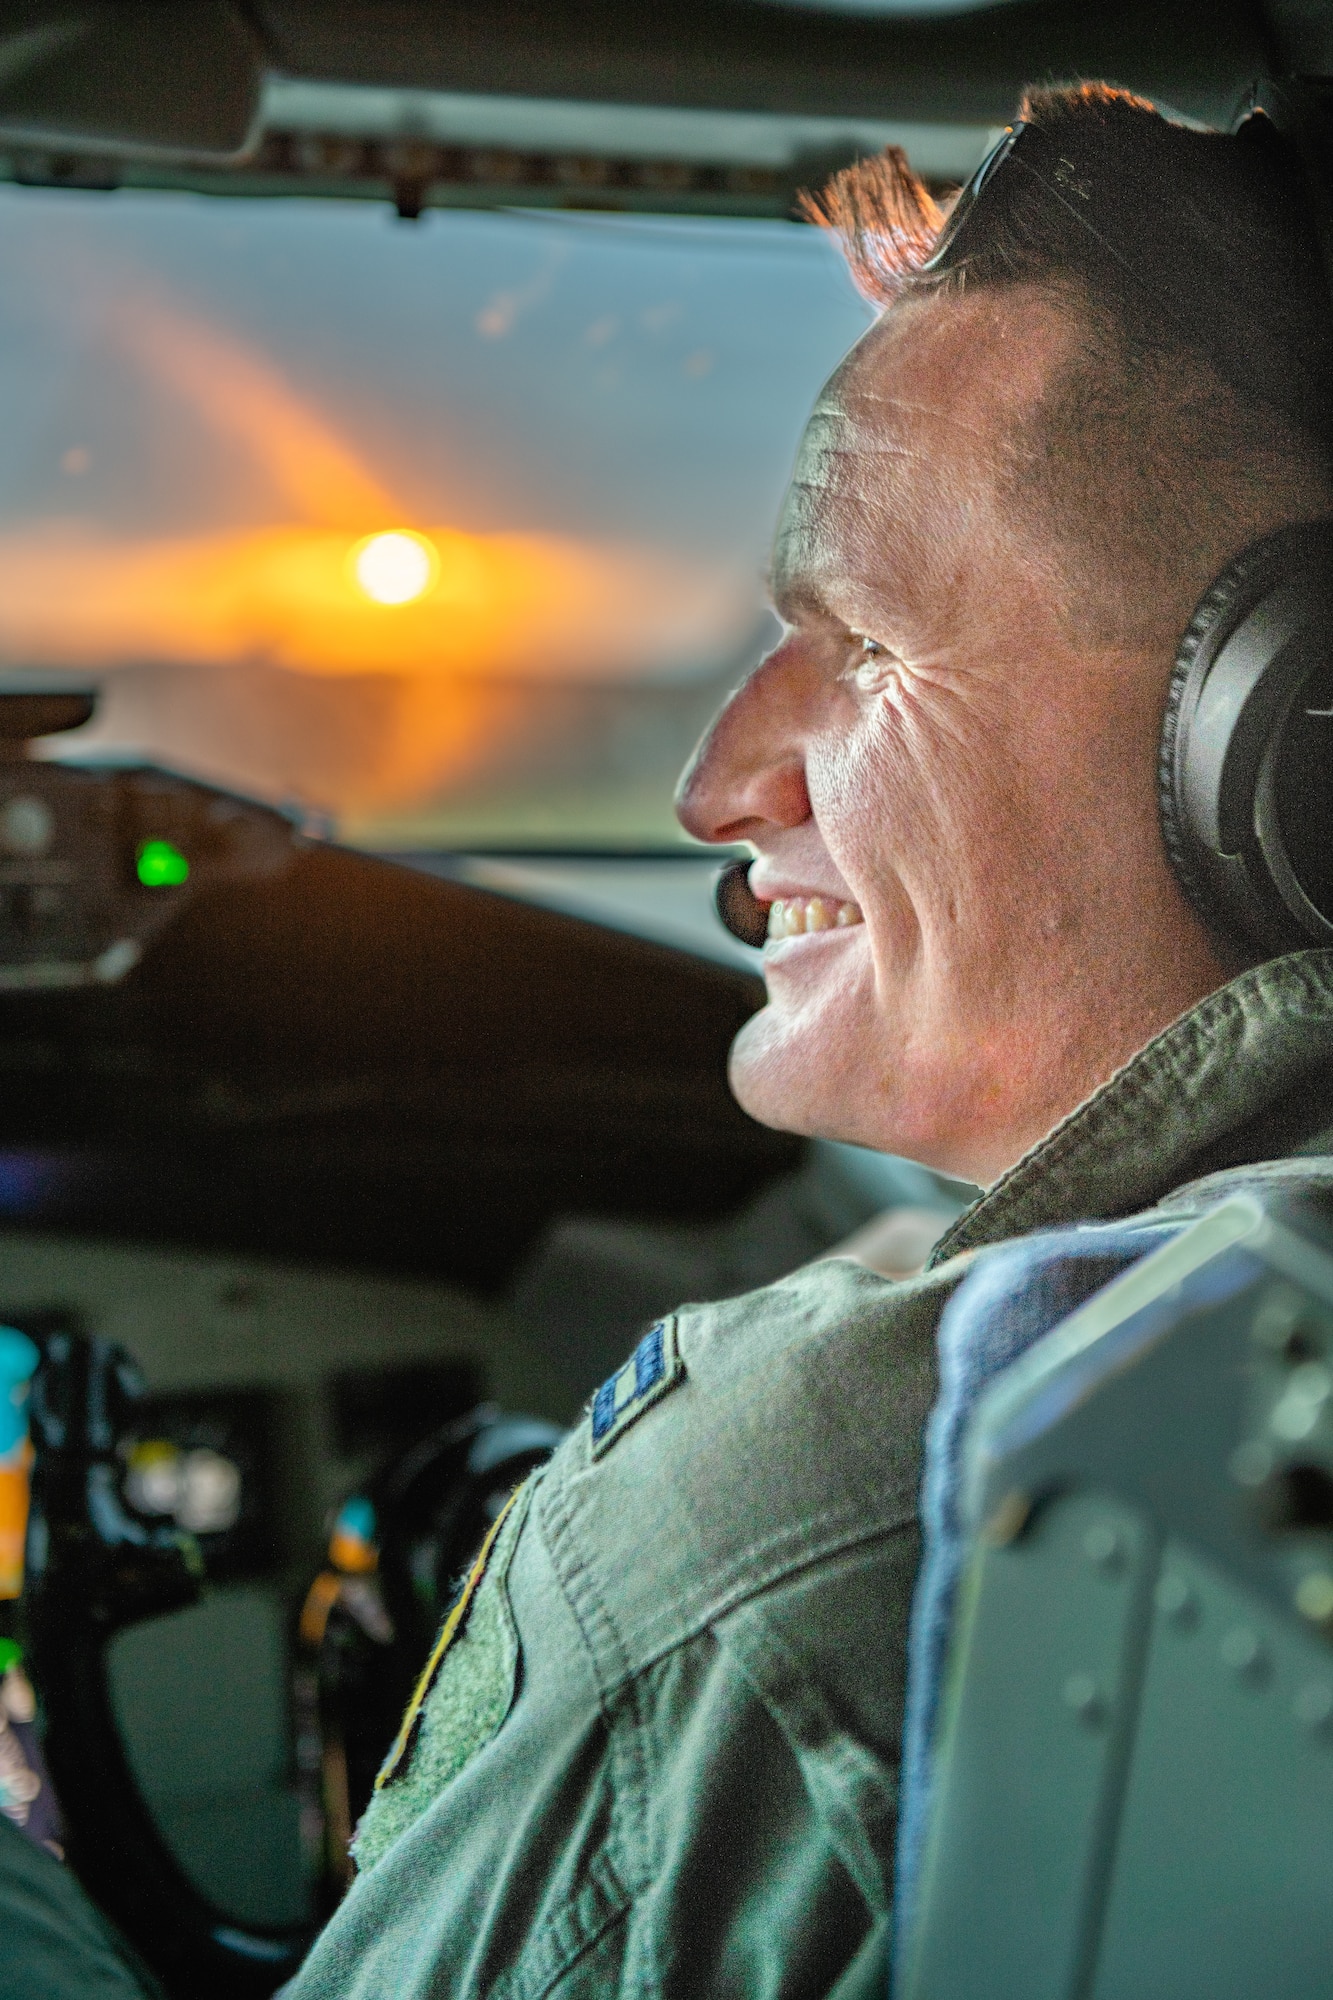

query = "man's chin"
(726, 1006), (868, 1144)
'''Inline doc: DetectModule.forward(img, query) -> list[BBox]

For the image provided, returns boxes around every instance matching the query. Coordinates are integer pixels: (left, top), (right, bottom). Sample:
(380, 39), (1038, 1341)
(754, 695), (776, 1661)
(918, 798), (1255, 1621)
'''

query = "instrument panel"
(0, 758), (300, 991)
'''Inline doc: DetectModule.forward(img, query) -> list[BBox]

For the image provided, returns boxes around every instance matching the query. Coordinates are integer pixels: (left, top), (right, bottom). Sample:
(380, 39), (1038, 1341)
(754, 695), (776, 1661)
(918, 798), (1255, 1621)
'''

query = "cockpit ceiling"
(248, 0), (1296, 124)
(6, 87), (1001, 222)
(0, 0), (1309, 220)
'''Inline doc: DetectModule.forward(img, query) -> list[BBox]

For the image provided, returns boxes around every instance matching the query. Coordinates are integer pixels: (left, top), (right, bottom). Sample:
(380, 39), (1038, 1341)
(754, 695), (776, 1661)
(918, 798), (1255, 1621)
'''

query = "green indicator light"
(136, 839), (190, 888)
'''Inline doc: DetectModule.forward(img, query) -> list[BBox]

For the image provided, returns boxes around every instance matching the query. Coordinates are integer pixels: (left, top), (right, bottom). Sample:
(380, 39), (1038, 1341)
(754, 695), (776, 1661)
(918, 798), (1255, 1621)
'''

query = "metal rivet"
(1155, 1572), (1199, 1628)
(1253, 1288), (1306, 1351)
(1062, 1672), (1107, 1728)
(1220, 1626), (1268, 1681)
(1269, 1363), (1333, 1444)
(1294, 1681), (1333, 1729)
(1229, 1440), (1274, 1489)
(1271, 1396), (1322, 1443)
(1296, 1571), (1333, 1626)
(1082, 1523), (1124, 1574)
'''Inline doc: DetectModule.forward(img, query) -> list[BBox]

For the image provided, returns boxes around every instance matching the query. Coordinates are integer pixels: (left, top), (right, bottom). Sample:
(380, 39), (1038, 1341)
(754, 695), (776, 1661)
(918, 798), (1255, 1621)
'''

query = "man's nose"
(674, 645), (814, 845)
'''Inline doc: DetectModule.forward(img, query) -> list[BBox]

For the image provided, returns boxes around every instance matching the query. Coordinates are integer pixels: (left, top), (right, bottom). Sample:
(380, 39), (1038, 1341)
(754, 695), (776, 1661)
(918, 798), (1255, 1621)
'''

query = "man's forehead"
(770, 316), (964, 612)
(771, 286), (1075, 613)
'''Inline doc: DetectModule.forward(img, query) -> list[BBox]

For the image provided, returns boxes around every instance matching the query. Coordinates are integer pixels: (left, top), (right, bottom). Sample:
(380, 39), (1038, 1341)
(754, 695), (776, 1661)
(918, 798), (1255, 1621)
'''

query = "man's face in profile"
(676, 287), (1226, 1185)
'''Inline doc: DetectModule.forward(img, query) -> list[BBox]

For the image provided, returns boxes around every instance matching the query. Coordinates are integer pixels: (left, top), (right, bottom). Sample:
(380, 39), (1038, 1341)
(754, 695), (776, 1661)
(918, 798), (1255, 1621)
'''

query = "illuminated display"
(136, 839), (190, 888)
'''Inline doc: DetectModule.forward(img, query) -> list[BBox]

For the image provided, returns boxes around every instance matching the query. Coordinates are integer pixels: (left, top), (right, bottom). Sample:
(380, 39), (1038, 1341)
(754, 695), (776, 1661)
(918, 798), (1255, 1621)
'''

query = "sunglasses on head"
(915, 106), (1330, 441)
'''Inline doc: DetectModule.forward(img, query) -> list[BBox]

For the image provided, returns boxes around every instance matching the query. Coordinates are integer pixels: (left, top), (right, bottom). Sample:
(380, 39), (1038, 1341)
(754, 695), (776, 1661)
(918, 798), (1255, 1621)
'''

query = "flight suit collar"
(931, 948), (1333, 1266)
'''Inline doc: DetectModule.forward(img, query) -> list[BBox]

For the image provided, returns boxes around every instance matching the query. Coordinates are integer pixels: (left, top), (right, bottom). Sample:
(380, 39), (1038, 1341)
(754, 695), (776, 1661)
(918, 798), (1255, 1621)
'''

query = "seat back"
(901, 1192), (1333, 2000)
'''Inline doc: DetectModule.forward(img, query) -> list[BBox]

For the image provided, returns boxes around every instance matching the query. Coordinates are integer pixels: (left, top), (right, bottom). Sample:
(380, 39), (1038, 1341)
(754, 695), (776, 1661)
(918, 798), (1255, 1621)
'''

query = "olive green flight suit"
(286, 951), (1333, 2000)
(0, 1814), (163, 2000)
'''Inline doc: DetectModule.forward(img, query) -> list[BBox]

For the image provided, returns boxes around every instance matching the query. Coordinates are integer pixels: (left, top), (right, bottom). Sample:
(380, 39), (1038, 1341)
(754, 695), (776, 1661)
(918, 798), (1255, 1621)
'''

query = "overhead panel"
(0, 1), (261, 158)
(47, 81), (995, 219)
(250, 0), (1272, 128)
(0, 1), (1284, 218)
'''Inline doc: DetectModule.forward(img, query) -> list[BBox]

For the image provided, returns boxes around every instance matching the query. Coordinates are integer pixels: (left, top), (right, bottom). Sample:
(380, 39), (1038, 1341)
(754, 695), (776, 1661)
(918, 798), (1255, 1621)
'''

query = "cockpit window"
(0, 189), (872, 847)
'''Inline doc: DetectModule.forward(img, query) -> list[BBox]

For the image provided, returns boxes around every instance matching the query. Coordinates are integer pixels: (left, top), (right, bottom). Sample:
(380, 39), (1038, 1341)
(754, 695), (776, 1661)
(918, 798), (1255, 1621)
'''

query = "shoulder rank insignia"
(590, 1316), (684, 1459)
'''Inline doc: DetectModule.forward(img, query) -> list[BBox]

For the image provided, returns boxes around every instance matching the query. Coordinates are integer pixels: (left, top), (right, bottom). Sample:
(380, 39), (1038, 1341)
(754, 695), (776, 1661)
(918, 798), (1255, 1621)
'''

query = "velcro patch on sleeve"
(375, 1480), (528, 1791)
(589, 1316), (684, 1459)
(352, 1479), (534, 1874)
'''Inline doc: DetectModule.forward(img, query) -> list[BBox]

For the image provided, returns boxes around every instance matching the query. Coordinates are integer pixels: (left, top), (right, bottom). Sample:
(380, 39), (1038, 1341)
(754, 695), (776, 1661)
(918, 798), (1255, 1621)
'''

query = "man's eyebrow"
(767, 576), (835, 625)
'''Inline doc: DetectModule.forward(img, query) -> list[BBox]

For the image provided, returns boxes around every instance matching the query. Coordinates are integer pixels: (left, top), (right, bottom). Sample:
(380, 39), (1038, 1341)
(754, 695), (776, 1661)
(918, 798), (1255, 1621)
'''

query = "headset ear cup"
(1157, 560), (1257, 939)
(1159, 518), (1333, 955)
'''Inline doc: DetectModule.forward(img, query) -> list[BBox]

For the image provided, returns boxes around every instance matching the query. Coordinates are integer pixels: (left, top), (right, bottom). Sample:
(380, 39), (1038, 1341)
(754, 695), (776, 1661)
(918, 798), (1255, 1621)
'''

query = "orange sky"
(2, 283), (754, 818)
(0, 290), (748, 685)
(0, 518), (740, 680)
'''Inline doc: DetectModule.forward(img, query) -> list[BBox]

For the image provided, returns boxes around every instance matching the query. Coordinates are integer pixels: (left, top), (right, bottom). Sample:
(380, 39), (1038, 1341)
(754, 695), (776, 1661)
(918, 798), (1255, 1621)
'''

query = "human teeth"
(765, 896), (863, 940)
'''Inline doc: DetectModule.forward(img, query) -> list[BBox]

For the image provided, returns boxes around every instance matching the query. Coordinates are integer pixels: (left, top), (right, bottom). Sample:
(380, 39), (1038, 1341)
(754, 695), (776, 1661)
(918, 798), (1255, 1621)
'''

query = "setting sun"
(352, 529), (439, 606)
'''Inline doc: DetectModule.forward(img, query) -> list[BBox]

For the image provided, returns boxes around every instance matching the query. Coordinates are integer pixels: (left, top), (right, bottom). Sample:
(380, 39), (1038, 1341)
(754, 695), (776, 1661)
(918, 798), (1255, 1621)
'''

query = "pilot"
(282, 79), (1333, 2000)
(23, 77), (1333, 2000)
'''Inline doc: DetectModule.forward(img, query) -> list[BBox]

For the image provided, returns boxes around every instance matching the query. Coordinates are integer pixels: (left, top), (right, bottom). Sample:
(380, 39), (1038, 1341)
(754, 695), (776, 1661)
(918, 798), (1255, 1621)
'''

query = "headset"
(717, 78), (1333, 960)
(1161, 514), (1333, 954)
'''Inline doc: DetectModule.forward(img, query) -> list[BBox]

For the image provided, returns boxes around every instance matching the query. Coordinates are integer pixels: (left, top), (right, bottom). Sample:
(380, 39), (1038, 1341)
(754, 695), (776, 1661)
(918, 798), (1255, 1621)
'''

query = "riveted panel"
(906, 1488), (1156, 2000)
(1092, 1538), (1333, 2000)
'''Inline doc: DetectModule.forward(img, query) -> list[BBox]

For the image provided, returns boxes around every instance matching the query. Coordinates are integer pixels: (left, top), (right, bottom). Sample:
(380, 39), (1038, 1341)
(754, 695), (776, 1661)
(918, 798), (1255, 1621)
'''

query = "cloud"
(473, 240), (568, 342)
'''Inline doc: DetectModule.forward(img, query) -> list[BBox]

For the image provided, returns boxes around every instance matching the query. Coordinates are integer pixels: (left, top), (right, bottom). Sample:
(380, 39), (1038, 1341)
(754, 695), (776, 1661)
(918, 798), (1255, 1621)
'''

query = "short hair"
(801, 85), (1333, 653)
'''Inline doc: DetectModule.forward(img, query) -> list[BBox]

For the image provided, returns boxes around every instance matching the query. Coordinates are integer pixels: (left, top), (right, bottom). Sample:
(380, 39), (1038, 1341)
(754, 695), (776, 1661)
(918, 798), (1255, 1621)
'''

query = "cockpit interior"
(0, 4), (1329, 1997)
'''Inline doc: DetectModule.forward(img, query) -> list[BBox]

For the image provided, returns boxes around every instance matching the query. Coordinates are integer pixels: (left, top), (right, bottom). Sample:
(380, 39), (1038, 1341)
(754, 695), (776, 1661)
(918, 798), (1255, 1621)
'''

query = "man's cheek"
(807, 705), (927, 868)
(803, 745), (885, 894)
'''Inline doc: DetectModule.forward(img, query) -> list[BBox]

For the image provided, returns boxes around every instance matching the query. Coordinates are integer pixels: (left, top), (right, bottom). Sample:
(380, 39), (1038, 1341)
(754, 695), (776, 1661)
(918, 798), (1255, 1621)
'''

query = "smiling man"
(288, 83), (1333, 2000)
(678, 285), (1235, 1180)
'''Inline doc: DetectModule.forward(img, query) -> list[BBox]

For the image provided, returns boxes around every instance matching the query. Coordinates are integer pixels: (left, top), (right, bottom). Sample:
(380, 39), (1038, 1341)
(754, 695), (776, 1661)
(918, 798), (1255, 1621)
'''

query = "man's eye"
(844, 633), (896, 687)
